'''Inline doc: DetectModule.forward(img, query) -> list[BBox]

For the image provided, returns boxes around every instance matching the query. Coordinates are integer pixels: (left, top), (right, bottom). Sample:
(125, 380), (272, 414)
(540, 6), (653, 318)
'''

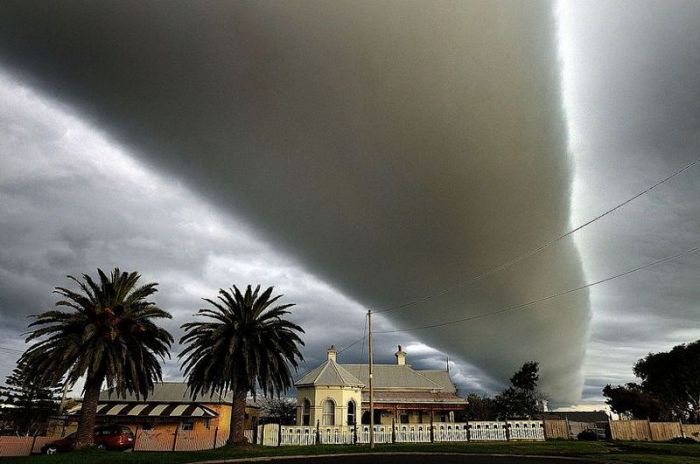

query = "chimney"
(395, 345), (406, 366)
(327, 345), (337, 362)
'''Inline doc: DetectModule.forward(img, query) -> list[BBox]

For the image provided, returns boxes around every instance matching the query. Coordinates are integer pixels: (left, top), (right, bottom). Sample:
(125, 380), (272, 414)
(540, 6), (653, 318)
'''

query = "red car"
(42, 425), (135, 454)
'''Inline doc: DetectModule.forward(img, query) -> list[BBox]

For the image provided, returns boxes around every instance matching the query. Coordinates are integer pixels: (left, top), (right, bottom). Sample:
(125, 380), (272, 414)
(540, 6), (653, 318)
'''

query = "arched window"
(302, 399), (311, 426)
(322, 399), (335, 426)
(347, 400), (356, 425)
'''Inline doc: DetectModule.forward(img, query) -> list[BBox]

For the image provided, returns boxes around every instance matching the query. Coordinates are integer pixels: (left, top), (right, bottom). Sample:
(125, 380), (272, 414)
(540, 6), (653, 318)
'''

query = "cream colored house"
(295, 345), (467, 427)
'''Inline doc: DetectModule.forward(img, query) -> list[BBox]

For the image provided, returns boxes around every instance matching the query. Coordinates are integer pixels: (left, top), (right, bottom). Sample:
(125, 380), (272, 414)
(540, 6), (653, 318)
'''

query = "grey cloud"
(0, 75), (480, 394)
(559, 0), (700, 401)
(0, 0), (588, 404)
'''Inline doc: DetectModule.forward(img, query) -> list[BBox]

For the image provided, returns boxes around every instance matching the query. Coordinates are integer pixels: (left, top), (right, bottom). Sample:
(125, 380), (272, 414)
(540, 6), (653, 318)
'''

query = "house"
(52, 382), (260, 438)
(295, 345), (467, 427)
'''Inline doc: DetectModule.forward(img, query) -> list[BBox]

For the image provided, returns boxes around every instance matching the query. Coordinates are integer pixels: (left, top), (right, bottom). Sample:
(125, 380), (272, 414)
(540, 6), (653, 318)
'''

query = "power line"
(374, 245), (700, 334)
(374, 155), (700, 315)
(337, 335), (365, 355)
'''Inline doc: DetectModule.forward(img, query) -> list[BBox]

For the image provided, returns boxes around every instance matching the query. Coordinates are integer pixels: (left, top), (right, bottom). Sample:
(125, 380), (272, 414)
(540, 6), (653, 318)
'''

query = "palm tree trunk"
(75, 379), (101, 448)
(227, 391), (247, 445)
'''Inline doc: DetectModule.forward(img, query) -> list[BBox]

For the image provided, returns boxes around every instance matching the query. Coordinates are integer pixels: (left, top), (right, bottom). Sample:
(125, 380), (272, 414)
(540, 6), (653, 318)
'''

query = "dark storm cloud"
(0, 74), (376, 385)
(0, 1), (587, 403)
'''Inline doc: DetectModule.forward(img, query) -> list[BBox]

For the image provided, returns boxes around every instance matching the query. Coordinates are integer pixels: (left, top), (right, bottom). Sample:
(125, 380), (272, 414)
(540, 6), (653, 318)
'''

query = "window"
(347, 400), (356, 426)
(322, 399), (335, 426)
(361, 411), (370, 425)
(400, 413), (409, 424)
(302, 399), (311, 426)
(181, 421), (194, 431)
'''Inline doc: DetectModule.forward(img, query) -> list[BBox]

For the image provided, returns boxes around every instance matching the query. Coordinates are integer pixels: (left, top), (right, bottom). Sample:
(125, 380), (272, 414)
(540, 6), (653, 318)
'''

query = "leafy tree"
(260, 397), (297, 425)
(495, 361), (544, 419)
(510, 361), (539, 391)
(465, 393), (498, 420)
(602, 383), (664, 420)
(634, 340), (700, 422)
(20, 268), (173, 448)
(180, 285), (304, 444)
(0, 362), (63, 435)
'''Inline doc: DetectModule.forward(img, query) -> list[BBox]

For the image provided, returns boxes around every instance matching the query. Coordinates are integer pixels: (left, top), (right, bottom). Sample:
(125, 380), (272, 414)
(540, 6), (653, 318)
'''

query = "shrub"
(577, 429), (598, 441)
(668, 437), (698, 444)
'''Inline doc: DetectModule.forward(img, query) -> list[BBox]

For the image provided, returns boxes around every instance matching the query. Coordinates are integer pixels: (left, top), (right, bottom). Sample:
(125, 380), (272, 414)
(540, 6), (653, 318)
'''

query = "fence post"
(172, 425), (179, 452)
(565, 417), (571, 440)
(353, 423), (357, 445)
(253, 423), (258, 445)
(430, 409), (434, 443)
(30, 433), (37, 455)
(505, 420), (510, 441)
(391, 418), (396, 443)
(277, 419), (282, 447)
(212, 426), (218, 449)
(316, 420), (320, 445)
(646, 418), (653, 441)
(466, 420), (470, 442)
(679, 420), (686, 439)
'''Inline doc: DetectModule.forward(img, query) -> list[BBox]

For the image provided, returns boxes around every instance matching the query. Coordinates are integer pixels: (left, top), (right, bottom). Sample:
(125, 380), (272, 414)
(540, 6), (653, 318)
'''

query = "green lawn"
(2, 441), (699, 464)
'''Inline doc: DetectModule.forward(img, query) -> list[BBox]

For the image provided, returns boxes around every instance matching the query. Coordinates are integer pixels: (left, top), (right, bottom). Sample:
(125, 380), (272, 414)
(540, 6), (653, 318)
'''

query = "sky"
(0, 0), (699, 409)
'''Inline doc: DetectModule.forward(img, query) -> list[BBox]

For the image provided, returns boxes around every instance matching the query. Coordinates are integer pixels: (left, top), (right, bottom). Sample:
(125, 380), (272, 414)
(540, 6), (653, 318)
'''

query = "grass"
(1, 440), (699, 464)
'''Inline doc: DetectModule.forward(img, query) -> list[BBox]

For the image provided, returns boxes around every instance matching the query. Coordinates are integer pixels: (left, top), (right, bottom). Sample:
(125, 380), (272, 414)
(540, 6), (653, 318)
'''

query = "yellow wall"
(296, 386), (362, 427)
(48, 404), (260, 438)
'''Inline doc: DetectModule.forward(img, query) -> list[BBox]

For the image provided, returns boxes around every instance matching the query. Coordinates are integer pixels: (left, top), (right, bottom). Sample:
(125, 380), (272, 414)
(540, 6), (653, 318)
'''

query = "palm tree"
(180, 285), (304, 445)
(20, 268), (173, 448)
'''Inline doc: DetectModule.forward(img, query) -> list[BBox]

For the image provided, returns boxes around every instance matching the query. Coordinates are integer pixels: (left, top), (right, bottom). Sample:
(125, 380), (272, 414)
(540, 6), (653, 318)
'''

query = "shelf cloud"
(0, 1), (591, 404)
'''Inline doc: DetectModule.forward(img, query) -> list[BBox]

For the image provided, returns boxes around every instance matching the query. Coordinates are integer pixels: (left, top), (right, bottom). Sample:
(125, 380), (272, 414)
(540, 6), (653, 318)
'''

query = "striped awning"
(67, 402), (218, 418)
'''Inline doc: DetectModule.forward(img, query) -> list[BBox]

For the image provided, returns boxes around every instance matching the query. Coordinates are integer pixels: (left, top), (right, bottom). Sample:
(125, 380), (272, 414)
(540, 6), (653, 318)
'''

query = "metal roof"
(295, 360), (365, 387)
(339, 364), (444, 390)
(419, 370), (457, 393)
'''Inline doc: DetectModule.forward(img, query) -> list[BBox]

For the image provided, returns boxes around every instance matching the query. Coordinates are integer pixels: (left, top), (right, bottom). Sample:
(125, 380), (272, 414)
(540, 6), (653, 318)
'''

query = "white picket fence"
(256, 421), (544, 446)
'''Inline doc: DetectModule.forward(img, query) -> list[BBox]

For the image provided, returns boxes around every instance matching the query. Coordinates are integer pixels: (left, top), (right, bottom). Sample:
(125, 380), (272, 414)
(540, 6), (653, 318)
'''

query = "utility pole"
(367, 309), (375, 449)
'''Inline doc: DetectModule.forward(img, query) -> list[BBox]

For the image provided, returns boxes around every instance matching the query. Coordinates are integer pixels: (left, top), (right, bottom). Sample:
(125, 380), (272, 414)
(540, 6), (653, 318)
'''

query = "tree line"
(464, 361), (546, 421)
(603, 340), (700, 423)
(2, 268), (305, 447)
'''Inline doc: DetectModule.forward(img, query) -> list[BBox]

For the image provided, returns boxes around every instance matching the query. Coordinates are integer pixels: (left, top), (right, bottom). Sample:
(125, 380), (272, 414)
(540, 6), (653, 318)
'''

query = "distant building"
(295, 345), (467, 427)
(51, 382), (260, 437)
(541, 411), (610, 423)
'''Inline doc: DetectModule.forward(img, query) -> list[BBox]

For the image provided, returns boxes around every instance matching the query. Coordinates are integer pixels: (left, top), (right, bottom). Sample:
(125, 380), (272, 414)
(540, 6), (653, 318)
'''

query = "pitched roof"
(420, 370), (457, 393)
(339, 364), (443, 390)
(295, 360), (365, 387)
(99, 382), (259, 407)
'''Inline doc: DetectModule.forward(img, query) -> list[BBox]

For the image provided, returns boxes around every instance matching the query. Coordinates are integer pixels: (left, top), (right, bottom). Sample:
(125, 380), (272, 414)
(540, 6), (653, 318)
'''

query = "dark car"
(41, 426), (135, 454)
